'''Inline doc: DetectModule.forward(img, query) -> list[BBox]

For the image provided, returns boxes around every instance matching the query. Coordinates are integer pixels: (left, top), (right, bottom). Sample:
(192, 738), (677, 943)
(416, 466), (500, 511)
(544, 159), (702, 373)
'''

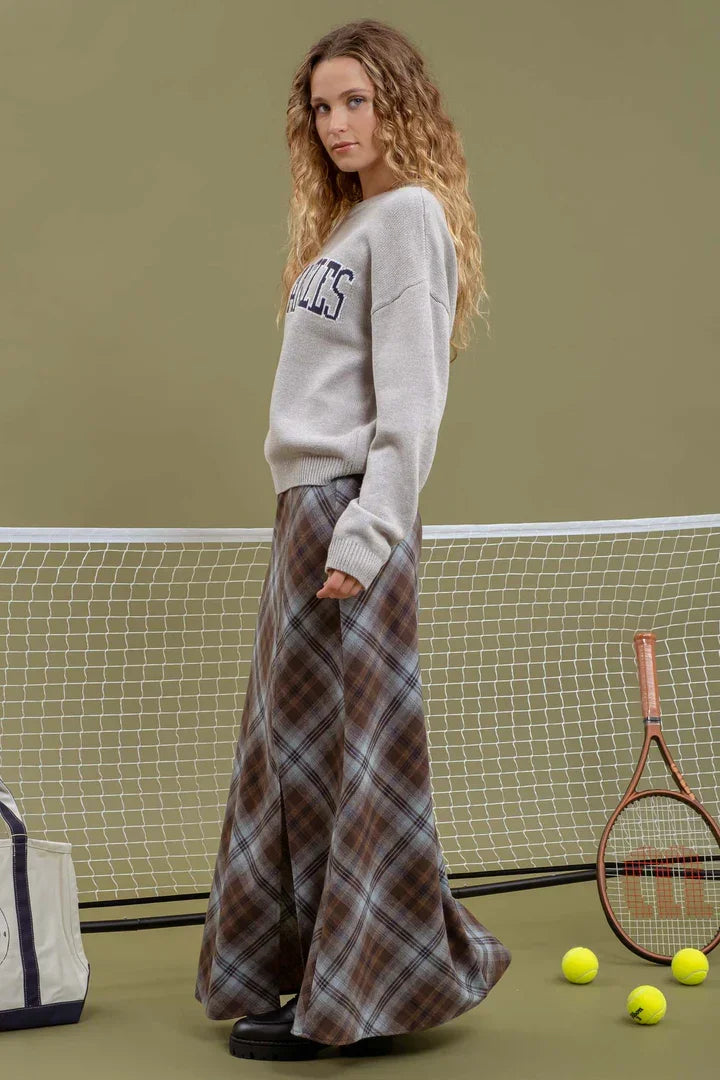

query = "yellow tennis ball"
(671, 948), (709, 985)
(626, 985), (666, 1024)
(561, 947), (599, 984)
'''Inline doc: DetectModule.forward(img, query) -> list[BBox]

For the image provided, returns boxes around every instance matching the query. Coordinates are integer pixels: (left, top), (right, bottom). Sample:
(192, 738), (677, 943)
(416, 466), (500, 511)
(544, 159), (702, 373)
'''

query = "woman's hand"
(317, 568), (364, 600)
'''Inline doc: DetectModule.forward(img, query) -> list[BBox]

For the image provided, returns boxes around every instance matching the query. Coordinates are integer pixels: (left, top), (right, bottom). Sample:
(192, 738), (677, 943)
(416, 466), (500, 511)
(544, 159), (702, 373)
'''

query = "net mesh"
(0, 514), (718, 905)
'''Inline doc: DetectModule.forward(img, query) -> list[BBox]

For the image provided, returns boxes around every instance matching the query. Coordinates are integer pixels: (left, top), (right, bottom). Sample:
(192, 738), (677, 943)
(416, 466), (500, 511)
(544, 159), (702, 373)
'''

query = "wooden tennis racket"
(596, 631), (720, 963)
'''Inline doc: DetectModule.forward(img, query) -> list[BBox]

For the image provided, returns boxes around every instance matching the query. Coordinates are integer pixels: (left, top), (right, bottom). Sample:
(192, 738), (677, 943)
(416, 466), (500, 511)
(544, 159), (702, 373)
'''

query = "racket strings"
(603, 795), (719, 956)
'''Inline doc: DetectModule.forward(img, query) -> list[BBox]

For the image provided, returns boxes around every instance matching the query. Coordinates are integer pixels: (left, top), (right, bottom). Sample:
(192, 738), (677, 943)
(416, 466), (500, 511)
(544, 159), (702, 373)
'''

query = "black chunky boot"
(228, 994), (327, 1061)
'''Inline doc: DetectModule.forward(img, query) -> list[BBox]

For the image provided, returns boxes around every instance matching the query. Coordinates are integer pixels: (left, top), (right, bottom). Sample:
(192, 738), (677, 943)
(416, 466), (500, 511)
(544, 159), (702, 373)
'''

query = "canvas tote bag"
(0, 775), (90, 1031)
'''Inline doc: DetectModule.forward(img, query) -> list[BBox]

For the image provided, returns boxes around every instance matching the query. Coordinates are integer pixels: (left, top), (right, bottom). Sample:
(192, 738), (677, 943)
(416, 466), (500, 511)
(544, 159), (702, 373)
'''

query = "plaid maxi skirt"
(194, 473), (511, 1046)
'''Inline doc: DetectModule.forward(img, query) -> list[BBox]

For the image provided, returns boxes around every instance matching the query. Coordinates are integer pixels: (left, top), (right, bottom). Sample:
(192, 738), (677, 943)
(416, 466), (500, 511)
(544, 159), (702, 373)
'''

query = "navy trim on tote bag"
(0, 788), (42, 1010)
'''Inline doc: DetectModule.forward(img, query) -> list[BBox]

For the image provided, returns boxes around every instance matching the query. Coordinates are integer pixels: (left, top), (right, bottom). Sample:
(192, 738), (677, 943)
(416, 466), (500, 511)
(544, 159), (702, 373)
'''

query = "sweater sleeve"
(324, 189), (457, 591)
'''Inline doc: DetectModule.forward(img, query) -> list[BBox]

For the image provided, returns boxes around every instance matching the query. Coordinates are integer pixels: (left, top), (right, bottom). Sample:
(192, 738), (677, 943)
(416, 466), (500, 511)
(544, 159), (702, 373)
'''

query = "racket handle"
(633, 631), (661, 720)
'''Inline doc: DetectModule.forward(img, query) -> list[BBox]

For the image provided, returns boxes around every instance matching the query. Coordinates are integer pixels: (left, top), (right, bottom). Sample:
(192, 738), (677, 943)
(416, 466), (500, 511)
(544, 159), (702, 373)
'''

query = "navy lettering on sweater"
(287, 258), (356, 320)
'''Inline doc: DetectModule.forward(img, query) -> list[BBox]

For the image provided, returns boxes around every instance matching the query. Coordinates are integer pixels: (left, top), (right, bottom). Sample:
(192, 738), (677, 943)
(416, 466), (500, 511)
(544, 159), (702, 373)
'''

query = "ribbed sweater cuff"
(325, 537), (386, 592)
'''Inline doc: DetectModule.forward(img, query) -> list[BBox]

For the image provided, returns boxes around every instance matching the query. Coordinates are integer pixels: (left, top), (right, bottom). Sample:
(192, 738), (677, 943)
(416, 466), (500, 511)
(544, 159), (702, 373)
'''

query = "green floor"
(2, 878), (717, 1079)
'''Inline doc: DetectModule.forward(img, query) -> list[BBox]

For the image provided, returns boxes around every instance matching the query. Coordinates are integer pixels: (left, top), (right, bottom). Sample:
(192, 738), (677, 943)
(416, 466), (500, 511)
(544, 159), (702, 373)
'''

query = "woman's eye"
(315, 97), (364, 113)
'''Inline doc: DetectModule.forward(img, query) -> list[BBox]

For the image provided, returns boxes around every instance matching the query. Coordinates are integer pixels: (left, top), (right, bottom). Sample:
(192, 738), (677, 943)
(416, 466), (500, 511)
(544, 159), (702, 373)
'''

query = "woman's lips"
(334, 142), (357, 152)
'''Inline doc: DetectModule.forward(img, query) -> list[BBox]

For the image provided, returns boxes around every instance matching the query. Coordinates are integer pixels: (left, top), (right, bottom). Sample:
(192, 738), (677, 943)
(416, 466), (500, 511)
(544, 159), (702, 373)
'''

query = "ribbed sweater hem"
(325, 537), (385, 592)
(268, 452), (363, 494)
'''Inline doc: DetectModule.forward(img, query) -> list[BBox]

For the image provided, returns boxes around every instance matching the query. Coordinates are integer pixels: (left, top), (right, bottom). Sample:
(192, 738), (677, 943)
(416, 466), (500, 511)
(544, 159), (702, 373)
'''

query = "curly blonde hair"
(277, 18), (489, 364)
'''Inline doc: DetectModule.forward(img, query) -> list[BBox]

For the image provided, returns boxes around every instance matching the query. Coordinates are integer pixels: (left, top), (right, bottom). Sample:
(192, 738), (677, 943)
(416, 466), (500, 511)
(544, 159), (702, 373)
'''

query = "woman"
(195, 16), (511, 1060)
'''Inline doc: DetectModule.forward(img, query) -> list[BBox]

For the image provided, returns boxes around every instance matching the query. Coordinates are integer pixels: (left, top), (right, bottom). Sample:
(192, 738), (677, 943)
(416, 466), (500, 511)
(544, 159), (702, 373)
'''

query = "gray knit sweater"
(263, 184), (458, 590)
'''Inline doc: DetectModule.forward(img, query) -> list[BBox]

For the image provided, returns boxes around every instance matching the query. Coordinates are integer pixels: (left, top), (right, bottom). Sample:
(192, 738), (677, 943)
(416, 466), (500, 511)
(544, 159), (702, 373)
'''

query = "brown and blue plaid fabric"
(195, 473), (511, 1045)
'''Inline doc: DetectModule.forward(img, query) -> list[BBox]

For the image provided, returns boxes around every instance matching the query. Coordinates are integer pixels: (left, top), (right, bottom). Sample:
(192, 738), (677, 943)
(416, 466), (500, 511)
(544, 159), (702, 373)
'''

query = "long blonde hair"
(277, 18), (489, 364)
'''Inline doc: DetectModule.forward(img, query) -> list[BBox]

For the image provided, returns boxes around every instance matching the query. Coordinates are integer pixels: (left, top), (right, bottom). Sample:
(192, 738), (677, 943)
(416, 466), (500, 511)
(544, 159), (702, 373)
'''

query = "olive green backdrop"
(1, 4), (719, 1079)
(3, 1), (718, 531)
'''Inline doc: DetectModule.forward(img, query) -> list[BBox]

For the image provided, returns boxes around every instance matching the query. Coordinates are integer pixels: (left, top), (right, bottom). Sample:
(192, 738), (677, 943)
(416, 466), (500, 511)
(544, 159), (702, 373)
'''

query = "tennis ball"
(561, 947), (599, 984)
(626, 985), (666, 1024)
(671, 948), (709, 985)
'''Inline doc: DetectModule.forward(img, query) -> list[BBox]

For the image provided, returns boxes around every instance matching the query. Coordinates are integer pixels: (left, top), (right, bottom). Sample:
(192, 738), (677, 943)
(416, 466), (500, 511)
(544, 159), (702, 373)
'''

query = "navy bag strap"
(0, 777), (25, 836)
(0, 775), (41, 1008)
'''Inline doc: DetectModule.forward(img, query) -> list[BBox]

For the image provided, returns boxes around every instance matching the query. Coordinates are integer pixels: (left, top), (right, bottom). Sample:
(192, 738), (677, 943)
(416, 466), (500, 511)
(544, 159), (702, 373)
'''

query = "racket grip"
(633, 631), (661, 719)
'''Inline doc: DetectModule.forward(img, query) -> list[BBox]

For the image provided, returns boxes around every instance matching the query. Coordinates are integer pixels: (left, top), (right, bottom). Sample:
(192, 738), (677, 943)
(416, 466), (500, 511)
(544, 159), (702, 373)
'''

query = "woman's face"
(310, 56), (390, 193)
